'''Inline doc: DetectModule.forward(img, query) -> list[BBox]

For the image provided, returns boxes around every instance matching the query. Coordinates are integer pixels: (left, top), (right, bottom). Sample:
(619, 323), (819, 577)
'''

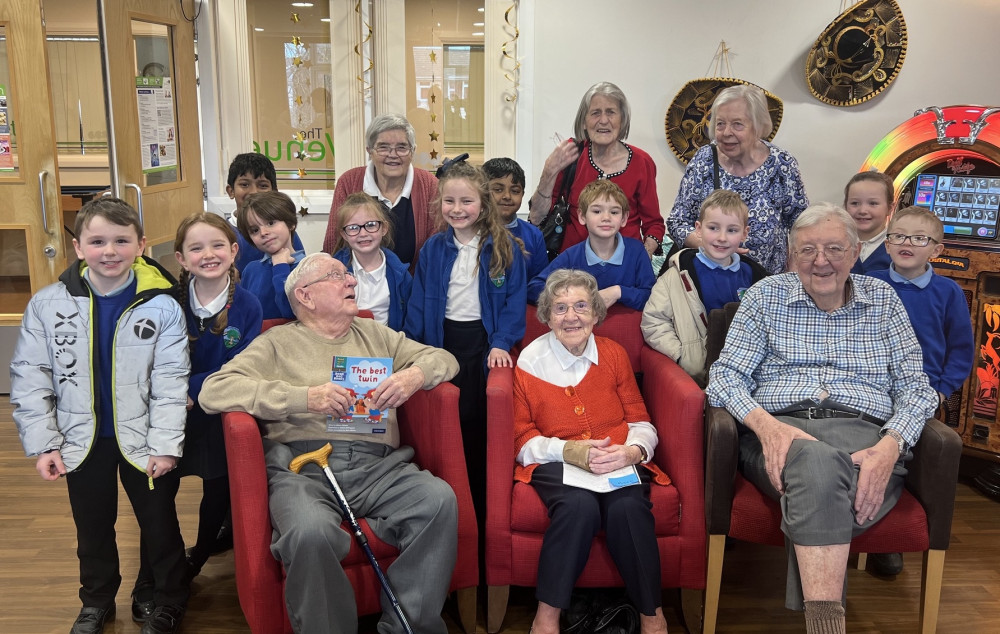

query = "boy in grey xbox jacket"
(10, 198), (190, 634)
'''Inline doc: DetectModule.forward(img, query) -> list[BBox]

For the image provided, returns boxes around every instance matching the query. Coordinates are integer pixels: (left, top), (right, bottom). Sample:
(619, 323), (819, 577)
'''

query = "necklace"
(588, 142), (632, 180)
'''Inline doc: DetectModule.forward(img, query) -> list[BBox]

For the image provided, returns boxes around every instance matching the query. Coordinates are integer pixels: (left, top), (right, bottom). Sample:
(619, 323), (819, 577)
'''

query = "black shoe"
(70, 606), (115, 634)
(140, 605), (185, 634)
(185, 546), (209, 582)
(131, 594), (156, 623)
(209, 523), (233, 555)
(869, 552), (904, 575)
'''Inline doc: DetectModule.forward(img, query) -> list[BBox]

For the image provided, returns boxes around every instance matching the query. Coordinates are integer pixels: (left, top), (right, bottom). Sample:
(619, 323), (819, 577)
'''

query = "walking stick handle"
(288, 443), (333, 473)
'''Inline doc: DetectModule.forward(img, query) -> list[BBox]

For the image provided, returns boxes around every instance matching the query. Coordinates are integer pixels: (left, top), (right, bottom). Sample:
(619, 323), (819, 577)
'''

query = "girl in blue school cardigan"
(173, 212), (262, 580)
(404, 160), (527, 519)
(330, 192), (412, 330)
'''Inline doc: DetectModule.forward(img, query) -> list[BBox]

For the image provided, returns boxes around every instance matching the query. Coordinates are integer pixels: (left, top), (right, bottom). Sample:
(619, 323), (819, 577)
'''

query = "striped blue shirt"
(706, 273), (937, 446)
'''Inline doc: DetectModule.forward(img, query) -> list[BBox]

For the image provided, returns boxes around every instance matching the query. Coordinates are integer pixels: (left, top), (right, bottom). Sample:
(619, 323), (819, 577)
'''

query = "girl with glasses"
(330, 192), (412, 330)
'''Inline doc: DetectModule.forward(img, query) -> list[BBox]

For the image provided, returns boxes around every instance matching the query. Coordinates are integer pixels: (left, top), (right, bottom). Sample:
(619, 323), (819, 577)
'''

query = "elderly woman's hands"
(528, 139), (582, 225)
(589, 439), (644, 474)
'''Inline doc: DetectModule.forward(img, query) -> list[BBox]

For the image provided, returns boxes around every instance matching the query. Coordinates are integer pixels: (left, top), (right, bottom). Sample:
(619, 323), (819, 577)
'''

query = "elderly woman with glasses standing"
(514, 269), (670, 634)
(527, 82), (666, 257)
(323, 114), (438, 269)
(667, 84), (809, 274)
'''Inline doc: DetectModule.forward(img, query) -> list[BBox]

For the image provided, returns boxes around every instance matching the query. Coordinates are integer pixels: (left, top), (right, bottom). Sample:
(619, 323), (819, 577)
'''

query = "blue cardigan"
(404, 228), (527, 354)
(869, 269), (974, 395)
(509, 218), (550, 279)
(851, 242), (891, 275)
(333, 247), (412, 331)
(527, 236), (655, 309)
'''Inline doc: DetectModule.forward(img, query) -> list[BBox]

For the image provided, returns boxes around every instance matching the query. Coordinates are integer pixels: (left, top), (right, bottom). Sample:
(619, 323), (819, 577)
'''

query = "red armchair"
(702, 302), (963, 634)
(222, 319), (478, 633)
(485, 304), (707, 632)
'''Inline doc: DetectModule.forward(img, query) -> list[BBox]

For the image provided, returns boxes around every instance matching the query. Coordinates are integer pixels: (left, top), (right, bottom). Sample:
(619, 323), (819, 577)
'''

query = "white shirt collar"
(548, 331), (599, 369)
(363, 161), (414, 207)
(189, 277), (230, 318)
(351, 249), (387, 283)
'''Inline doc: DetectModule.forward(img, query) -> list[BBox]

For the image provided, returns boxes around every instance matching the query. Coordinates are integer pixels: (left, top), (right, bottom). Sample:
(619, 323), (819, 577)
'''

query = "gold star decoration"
(295, 95), (303, 105)
(292, 57), (303, 67)
(294, 131), (305, 141)
(430, 94), (436, 104)
(292, 36), (301, 46)
(298, 206), (309, 217)
(429, 51), (437, 62)
(429, 131), (439, 142)
(297, 168), (308, 178)
(430, 113), (437, 122)
(293, 150), (311, 160)
(291, 13), (300, 23)
(430, 149), (438, 160)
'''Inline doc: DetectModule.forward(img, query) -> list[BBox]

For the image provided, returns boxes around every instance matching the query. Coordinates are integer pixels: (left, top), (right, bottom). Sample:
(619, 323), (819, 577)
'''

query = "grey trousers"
(264, 439), (458, 634)
(738, 415), (907, 610)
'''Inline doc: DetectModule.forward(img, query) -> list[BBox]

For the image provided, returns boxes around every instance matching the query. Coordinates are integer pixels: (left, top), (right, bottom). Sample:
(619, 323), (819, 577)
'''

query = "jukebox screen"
(914, 173), (1000, 239)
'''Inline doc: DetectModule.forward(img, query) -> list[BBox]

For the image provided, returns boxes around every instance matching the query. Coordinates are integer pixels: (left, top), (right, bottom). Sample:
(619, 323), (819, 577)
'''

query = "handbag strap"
(555, 140), (583, 203)
(710, 143), (721, 190)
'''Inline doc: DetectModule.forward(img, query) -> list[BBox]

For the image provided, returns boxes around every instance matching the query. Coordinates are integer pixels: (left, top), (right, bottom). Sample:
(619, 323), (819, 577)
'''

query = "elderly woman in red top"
(514, 269), (670, 634)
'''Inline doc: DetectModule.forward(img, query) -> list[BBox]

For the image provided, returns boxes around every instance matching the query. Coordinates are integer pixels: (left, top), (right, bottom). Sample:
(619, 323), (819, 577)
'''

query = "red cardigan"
(323, 165), (439, 257)
(512, 336), (670, 486)
(552, 141), (665, 252)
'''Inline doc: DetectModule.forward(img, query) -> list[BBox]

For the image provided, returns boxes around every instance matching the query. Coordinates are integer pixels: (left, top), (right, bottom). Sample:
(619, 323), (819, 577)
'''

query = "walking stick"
(289, 443), (415, 634)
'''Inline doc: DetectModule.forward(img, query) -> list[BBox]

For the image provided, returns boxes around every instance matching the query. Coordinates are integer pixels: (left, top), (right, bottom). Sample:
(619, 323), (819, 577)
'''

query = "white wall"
(521, 0), (1000, 219)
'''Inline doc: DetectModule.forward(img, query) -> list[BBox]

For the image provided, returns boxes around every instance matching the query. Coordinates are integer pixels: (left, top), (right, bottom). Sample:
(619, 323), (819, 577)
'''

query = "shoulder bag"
(537, 141), (583, 261)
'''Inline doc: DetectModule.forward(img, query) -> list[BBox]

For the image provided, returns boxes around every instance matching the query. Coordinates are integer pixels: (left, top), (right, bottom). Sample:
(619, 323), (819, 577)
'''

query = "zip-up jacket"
(404, 228), (527, 355)
(11, 256), (190, 473)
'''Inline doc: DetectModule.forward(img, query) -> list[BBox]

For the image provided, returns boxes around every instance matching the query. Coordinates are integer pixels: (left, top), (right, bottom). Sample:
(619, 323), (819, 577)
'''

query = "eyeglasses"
(794, 244), (851, 263)
(372, 144), (412, 157)
(301, 269), (355, 288)
(552, 301), (592, 315)
(342, 220), (384, 236)
(886, 233), (938, 247)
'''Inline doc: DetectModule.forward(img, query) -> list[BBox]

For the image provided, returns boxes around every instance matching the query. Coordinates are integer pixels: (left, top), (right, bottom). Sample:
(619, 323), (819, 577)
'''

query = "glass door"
(100, 0), (202, 248)
(0, 0), (65, 325)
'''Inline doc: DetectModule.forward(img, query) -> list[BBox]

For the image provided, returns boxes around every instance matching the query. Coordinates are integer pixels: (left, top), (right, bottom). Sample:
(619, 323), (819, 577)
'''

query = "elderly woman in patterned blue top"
(667, 85), (808, 274)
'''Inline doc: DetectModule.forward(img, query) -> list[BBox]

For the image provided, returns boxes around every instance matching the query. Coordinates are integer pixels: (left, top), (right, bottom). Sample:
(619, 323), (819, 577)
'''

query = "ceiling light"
(478, 7), (485, 12)
(472, 32), (484, 36)
(254, 27), (264, 31)
(291, 2), (314, 7)
(321, 18), (330, 22)
(473, 22), (484, 26)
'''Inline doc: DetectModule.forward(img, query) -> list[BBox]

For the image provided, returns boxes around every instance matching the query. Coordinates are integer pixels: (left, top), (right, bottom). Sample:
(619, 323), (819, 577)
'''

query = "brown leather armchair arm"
(704, 405), (740, 536)
(905, 418), (962, 550)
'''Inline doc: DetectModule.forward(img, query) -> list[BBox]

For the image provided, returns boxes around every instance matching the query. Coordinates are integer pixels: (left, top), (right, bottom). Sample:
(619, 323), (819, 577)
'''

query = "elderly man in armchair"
(705, 203), (937, 634)
(200, 253), (459, 634)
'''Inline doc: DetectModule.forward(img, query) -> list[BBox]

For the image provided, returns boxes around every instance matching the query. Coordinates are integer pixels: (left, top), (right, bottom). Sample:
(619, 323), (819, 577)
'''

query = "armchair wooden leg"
(703, 534), (726, 634)
(919, 549), (945, 634)
(455, 586), (477, 634)
(857, 552), (867, 571)
(680, 587), (704, 634)
(487, 584), (510, 633)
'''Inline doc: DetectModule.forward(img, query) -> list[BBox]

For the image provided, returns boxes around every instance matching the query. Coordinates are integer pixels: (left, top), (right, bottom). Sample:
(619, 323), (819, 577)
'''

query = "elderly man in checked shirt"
(706, 202), (937, 634)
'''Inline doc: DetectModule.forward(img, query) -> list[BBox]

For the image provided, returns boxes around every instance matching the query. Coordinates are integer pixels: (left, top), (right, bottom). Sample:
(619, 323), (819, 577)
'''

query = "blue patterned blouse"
(667, 142), (809, 274)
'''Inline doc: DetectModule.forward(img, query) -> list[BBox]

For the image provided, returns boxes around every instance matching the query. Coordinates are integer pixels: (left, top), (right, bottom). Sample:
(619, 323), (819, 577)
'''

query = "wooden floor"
(2, 398), (999, 633)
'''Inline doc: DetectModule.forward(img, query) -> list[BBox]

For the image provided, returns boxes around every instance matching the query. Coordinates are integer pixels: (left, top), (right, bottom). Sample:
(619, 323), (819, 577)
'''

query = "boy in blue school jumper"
(483, 157), (550, 278)
(870, 206), (974, 402)
(527, 179), (654, 309)
(845, 170), (895, 274)
(11, 198), (190, 634)
(225, 152), (304, 274)
(237, 191), (305, 319)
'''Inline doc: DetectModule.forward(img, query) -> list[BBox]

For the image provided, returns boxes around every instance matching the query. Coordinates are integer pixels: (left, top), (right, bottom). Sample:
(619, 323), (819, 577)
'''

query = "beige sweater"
(199, 318), (459, 448)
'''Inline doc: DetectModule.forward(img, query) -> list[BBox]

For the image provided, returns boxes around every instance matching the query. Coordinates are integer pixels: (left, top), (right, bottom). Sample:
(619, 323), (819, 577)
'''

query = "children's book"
(327, 356), (393, 434)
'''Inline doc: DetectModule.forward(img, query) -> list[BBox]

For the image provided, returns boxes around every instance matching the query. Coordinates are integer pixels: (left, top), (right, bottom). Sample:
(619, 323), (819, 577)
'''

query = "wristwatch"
(880, 428), (909, 456)
(632, 444), (648, 463)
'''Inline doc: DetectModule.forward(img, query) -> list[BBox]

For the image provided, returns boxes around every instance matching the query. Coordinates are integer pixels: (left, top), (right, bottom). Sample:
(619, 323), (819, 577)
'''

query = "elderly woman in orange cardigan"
(513, 269), (670, 634)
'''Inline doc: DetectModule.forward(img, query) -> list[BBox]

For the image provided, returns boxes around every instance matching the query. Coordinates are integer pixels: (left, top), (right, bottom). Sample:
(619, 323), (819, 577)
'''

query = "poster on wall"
(135, 77), (177, 173)
(0, 85), (13, 171)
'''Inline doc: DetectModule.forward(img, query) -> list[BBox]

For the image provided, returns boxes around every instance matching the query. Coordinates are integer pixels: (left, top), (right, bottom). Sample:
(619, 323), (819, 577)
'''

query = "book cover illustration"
(327, 356), (393, 434)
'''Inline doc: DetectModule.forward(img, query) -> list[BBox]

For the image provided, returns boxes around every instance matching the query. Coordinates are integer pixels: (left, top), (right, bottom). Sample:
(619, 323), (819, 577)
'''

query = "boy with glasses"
(870, 206), (974, 405)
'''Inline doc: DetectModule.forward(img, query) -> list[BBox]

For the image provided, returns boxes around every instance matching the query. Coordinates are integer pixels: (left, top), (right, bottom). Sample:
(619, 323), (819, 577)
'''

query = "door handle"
(38, 170), (52, 235)
(125, 182), (144, 227)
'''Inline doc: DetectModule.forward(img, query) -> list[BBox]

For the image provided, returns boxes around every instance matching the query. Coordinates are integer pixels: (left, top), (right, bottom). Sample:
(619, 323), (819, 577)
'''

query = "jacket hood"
(60, 254), (178, 298)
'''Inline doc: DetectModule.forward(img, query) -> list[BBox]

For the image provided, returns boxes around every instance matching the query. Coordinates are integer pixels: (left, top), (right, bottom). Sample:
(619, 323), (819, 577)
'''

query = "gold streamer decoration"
(354, 1), (374, 99)
(289, 12), (309, 176)
(501, 2), (520, 103)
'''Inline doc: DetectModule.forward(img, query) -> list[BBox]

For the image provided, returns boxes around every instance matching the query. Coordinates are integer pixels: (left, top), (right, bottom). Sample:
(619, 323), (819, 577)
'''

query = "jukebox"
(861, 105), (1000, 489)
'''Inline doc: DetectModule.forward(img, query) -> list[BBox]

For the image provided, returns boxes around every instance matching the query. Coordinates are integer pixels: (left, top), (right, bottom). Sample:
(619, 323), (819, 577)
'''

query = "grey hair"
(536, 269), (608, 326)
(365, 113), (417, 151)
(573, 81), (631, 142)
(788, 203), (859, 254)
(284, 252), (334, 316)
(709, 84), (773, 141)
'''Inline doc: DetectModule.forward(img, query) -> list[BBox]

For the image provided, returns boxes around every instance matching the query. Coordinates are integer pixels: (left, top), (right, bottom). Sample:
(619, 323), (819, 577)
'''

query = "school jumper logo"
(491, 274), (506, 288)
(222, 326), (242, 349)
(134, 318), (157, 340)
